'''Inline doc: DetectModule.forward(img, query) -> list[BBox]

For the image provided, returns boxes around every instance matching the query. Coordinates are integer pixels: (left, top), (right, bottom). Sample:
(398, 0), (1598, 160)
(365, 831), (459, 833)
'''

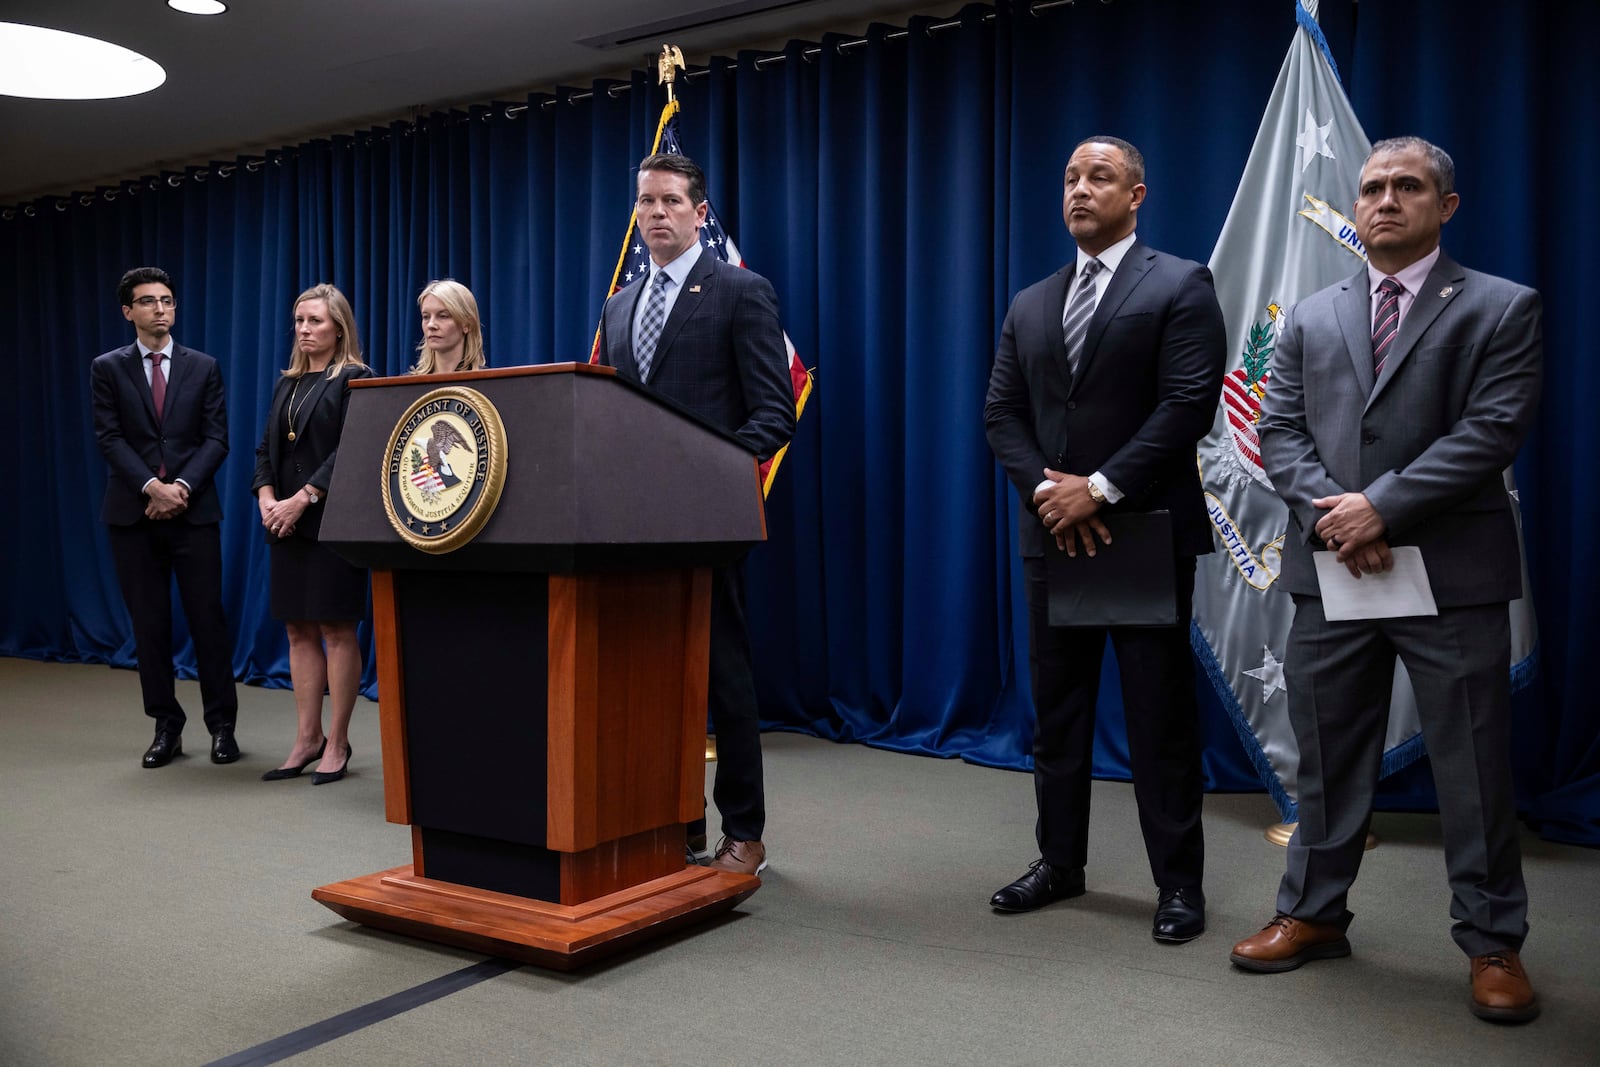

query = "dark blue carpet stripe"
(202, 957), (522, 1067)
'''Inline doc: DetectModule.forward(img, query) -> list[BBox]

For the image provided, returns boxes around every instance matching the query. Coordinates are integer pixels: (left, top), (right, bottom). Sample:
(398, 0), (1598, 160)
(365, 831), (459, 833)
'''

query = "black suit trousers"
(107, 520), (237, 735)
(1023, 555), (1204, 889)
(705, 564), (765, 842)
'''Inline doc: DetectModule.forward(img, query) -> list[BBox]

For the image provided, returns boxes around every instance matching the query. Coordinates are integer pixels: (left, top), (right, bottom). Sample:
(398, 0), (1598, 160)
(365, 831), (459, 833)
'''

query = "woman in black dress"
(252, 284), (371, 784)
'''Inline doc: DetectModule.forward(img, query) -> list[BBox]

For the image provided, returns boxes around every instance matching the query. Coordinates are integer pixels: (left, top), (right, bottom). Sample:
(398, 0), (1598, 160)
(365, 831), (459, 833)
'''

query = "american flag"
(593, 101), (812, 496)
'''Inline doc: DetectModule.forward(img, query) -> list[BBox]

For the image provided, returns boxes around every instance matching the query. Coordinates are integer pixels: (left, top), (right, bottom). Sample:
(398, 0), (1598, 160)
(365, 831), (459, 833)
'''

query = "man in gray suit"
(1230, 138), (1543, 1024)
(598, 152), (795, 876)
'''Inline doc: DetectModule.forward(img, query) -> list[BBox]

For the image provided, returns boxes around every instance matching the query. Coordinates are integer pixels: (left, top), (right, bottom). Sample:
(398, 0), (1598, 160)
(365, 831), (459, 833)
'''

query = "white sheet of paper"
(1313, 546), (1439, 621)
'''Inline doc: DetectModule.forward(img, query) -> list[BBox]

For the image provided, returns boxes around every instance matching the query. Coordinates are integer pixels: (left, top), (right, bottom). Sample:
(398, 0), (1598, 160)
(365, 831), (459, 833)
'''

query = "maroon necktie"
(150, 351), (167, 477)
(1371, 277), (1403, 377)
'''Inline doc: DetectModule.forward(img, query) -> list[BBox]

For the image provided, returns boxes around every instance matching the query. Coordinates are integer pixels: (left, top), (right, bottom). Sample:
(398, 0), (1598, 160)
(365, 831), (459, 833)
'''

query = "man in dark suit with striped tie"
(90, 267), (238, 768)
(984, 137), (1226, 941)
(598, 154), (795, 875)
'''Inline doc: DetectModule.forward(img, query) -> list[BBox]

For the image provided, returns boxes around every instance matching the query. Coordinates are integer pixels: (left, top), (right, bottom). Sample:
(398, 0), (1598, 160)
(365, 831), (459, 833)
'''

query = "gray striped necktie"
(636, 269), (672, 380)
(1061, 258), (1103, 376)
(1372, 276), (1403, 376)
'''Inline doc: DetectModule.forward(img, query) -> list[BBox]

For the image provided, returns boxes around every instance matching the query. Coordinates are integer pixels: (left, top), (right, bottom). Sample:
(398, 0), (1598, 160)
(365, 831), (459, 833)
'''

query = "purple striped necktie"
(1372, 276), (1403, 376)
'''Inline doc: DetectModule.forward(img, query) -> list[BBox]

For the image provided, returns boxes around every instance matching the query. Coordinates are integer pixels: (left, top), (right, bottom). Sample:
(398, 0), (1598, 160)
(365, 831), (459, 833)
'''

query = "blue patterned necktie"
(1372, 276), (1404, 376)
(636, 269), (672, 380)
(1061, 258), (1103, 376)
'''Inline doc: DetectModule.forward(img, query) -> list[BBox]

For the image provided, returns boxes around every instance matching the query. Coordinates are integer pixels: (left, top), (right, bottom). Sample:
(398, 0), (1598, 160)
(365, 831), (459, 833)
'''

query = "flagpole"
(588, 46), (686, 362)
(1262, 5), (1374, 855)
(593, 96), (680, 316)
(1193, 0), (1396, 852)
(657, 43), (685, 104)
(646, 45), (716, 764)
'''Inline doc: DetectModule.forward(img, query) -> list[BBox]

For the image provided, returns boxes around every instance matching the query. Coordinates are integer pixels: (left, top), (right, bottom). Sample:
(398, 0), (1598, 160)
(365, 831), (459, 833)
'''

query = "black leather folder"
(1045, 510), (1177, 627)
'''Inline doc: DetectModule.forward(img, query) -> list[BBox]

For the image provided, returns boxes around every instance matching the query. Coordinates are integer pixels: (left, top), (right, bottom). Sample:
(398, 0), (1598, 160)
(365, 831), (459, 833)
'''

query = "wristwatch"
(303, 487), (320, 505)
(1086, 480), (1107, 505)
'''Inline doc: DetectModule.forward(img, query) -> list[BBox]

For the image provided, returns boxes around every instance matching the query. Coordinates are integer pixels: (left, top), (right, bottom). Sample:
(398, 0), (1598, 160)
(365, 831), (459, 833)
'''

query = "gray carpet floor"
(2, 656), (1596, 1066)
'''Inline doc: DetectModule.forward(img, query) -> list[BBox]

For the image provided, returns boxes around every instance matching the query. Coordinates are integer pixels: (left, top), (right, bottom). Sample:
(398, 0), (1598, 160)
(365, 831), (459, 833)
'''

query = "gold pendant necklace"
(286, 378), (311, 442)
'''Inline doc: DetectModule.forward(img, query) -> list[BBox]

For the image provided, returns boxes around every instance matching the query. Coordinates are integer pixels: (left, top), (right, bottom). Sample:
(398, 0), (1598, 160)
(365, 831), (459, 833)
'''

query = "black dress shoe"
(989, 859), (1086, 913)
(261, 739), (326, 781)
(142, 731), (182, 769)
(311, 744), (352, 786)
(210, 727), (241, 764)
(1152, 886), (1206, 944)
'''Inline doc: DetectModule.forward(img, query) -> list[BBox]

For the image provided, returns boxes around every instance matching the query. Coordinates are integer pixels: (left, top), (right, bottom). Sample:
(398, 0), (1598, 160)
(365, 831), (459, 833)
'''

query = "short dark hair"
(1072, 135), (1146, 185)
(118, 267), (173, 307)
(637, 153), (706, 207)
(1366, 136), (1456, 199)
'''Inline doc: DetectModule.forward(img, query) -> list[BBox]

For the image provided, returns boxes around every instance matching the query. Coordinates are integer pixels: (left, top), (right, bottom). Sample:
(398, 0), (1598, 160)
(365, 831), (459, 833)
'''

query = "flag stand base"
(1265, 822), (1378, 850)
(705, 734), (717, 762)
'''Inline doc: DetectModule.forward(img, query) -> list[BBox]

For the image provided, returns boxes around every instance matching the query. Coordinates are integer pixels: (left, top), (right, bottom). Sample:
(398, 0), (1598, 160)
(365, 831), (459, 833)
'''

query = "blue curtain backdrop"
(3, 0), (1594, 845)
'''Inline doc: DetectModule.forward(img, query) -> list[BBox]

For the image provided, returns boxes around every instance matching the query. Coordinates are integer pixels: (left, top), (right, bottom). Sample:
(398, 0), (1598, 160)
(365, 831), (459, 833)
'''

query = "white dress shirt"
(1038, 231), (1140, 505)
(633, 240), (705, 352)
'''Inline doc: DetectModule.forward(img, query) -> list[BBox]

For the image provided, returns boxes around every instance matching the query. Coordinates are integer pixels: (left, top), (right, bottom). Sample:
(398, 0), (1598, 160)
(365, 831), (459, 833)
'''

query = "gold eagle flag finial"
(657, 44), (686, 103)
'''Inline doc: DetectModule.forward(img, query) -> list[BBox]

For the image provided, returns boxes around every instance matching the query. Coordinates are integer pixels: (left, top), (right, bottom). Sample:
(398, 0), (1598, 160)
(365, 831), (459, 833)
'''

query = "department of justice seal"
(382, 386), (506, 554)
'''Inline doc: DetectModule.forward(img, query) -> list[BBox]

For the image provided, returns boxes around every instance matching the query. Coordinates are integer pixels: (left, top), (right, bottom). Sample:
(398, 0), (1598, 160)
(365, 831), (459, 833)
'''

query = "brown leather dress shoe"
(1469, 951), (1539, 1023)
(709, 837), (767, 875)
(1230, 914), (1351, 973)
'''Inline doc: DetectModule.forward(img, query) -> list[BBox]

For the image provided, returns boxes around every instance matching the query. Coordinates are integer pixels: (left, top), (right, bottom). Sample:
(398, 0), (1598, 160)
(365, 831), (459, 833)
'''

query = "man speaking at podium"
(598, 152), (795, 876)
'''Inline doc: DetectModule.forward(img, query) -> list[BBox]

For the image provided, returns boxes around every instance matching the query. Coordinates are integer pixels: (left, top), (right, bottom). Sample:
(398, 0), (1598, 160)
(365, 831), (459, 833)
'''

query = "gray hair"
(1367, 136), (1456, 199)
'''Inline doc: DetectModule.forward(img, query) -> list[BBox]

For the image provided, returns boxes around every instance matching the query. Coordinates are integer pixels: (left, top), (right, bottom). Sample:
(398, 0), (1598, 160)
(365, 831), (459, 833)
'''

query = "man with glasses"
(91, 267), (239, 768)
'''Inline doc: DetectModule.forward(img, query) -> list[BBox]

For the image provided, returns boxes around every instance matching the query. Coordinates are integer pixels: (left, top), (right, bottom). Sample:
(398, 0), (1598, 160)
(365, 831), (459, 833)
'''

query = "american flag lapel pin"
(689, 285), (702, 293)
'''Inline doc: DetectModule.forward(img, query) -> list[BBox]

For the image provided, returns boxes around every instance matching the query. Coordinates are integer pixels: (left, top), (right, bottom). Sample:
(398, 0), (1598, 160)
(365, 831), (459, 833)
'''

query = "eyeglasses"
(132, 295), (175, 308)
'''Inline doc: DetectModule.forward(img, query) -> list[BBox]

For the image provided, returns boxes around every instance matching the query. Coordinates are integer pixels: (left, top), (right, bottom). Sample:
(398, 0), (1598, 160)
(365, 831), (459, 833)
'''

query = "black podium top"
(320, 363), (767, 573)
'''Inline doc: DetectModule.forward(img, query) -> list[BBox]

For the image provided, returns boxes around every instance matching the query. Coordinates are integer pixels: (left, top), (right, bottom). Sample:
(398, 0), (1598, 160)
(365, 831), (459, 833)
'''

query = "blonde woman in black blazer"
(252, 284), (372, 785)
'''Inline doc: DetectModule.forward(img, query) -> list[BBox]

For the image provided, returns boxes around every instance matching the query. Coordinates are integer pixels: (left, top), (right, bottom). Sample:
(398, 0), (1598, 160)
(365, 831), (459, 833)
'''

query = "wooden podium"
(311, 363), (766, 970)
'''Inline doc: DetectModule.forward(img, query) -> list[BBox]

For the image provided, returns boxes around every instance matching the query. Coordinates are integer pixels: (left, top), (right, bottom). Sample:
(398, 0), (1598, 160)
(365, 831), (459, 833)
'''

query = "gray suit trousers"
(1276, 596), (1528, 956)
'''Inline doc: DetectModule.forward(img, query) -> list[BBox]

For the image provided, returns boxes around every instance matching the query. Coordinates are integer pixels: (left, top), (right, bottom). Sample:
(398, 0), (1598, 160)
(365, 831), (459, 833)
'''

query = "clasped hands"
(258, 490), (309, 539)
(145, 480), (189, 520)
(1313, 492), (1392, 578)
(1033, 468), (1111, 557)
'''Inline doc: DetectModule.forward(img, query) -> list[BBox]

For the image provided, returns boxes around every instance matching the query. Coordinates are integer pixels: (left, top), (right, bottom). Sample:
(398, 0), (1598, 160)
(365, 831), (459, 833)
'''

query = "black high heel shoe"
(311, 744), (352, 786)
(260, 739), (327, 781)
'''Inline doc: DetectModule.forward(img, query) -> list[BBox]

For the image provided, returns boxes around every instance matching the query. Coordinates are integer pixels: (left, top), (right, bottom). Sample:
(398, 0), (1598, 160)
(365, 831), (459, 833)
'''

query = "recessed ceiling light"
(0, 23), (166, 99)
(167, 0), (228, 13)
